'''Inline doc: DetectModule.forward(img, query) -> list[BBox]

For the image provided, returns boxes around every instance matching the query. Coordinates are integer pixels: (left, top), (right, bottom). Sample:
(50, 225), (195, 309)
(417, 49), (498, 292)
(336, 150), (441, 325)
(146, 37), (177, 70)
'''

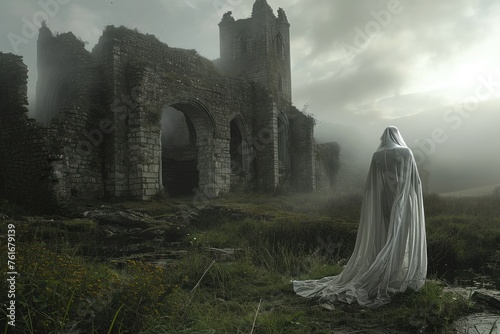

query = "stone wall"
(36, 23), (106, 201)
(290, 107), (316, 191)
(0, 53), (61, 210)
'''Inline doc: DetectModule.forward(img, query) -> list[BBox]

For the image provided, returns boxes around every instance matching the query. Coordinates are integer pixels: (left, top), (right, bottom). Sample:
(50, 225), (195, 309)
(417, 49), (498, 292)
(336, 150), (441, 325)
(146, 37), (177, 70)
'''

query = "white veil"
(293, 126), (427, 308)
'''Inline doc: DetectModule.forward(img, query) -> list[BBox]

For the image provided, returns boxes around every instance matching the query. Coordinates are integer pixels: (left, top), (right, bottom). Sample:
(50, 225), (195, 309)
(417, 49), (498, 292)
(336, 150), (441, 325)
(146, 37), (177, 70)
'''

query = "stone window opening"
(233, 35), (242, 59)
(276, 33), (285, 60)
(246, 37), (253, 53)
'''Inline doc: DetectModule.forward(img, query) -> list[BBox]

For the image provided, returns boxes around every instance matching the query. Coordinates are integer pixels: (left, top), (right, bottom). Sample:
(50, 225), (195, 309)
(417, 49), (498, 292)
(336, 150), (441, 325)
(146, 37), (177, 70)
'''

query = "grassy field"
(1, 192), (499, 333)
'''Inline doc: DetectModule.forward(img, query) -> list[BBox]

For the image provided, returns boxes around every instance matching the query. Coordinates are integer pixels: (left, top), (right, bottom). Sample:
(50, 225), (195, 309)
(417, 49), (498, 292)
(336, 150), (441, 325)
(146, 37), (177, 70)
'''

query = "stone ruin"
(0, 0), (336, 211)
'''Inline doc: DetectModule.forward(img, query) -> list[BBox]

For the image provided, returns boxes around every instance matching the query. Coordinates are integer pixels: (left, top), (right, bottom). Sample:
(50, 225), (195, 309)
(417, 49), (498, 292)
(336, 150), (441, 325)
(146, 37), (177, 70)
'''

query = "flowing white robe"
(293, 127), (427, 308)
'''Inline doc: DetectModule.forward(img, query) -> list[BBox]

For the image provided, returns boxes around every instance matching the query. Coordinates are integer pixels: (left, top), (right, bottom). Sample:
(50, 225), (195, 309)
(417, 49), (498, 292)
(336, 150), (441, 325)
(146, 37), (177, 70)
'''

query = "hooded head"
(377, 126), (408, 150)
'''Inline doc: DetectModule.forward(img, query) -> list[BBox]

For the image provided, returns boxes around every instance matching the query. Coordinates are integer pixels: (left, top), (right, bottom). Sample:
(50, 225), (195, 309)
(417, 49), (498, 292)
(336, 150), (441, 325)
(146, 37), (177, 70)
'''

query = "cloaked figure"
(293, 126), (427, 308)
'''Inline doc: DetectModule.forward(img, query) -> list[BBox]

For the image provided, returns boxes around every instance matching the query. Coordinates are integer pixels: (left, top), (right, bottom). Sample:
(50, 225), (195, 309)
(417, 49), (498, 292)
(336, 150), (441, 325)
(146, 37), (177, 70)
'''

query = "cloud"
(288, 0), (500, 119)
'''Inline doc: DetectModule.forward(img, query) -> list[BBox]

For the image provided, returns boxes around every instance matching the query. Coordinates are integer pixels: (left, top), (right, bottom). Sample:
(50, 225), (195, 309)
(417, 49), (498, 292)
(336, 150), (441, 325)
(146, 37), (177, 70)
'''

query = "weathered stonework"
(0, 53), (65, 209)
(0, 0), (319, 210)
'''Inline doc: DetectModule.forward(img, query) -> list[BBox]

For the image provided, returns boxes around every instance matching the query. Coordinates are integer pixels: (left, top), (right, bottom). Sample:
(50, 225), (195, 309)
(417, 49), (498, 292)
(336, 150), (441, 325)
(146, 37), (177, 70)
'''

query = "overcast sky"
(1, 0), (499, 193)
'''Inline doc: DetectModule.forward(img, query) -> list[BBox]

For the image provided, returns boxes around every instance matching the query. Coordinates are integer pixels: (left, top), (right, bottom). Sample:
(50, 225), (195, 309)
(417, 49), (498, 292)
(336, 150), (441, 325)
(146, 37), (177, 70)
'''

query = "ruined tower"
(217, 0), (292, 110)
(216, 1), (304, 190)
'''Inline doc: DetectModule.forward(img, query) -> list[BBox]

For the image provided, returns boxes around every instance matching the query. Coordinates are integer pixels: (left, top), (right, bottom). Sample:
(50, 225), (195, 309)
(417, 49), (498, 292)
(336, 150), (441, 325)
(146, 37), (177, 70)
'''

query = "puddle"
(444, 270), (500, 291)
(442, 270), (500, 334)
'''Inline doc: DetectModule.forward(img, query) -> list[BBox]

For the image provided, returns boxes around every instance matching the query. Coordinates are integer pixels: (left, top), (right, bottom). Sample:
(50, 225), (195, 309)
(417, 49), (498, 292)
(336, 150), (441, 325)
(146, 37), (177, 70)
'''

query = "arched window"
(246, 37), (253, 53)
(276, 34), (284, 60)
(233, 35), (242, 59)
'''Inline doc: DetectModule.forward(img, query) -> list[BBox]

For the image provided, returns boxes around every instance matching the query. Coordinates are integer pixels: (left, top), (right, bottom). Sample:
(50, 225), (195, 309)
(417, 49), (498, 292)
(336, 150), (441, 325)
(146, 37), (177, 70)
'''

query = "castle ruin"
(0, 0), (321, 211)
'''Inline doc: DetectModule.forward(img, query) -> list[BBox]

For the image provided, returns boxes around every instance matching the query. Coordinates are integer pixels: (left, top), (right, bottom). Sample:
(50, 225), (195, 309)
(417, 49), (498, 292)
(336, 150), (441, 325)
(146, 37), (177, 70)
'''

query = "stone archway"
(160, 100), (216, 196)
(161, 106), (198, 196)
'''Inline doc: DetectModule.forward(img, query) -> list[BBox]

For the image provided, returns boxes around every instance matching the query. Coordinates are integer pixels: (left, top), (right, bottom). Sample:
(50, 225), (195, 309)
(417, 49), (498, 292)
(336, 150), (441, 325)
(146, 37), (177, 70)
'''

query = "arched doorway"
(160, 101), (215, 196)
(230, 119), (243, 174)
(161, 106), (198, 196)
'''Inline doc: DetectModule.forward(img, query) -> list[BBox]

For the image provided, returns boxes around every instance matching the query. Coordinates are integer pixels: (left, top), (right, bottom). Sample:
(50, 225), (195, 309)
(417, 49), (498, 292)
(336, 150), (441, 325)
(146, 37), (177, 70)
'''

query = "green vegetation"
(1, 192), (499, 333)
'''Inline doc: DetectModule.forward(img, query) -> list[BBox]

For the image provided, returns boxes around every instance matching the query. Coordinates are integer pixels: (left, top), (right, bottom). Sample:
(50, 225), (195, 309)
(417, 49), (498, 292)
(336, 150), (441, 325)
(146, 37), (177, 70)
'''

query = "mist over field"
(315, 101), (500, 193)
(1, 0), (499, 193)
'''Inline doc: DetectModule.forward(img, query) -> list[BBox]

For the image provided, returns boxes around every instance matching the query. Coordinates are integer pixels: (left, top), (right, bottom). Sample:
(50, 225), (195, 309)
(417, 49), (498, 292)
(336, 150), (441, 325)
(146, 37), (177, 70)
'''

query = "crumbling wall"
(36, 23), (106, 201)
(290, 108), (316, 191)
(0, 53), (61, 210)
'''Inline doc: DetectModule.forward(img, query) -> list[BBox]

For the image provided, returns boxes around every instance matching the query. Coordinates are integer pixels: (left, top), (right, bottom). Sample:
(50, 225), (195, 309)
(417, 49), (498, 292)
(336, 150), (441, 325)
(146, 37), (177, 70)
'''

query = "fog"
(1, 0), (499, 193)
(315, 100), (500, 193)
